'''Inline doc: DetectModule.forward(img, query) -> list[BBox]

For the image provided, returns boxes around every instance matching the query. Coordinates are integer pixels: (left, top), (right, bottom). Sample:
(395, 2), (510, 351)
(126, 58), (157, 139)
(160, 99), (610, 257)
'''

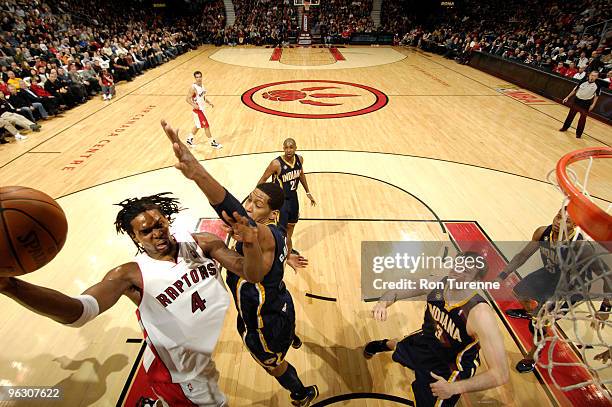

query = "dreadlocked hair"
(114, 192), (182, 253)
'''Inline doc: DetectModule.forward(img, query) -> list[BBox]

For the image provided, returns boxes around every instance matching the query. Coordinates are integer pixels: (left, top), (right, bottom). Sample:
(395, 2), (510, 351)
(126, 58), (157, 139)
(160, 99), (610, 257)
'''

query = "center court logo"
(241, 80), (388, 119)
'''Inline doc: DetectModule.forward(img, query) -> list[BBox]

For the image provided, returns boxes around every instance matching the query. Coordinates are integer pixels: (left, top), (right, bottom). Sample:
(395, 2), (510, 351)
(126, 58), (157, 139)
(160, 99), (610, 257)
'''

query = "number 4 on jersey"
(192, 291), (207, 313)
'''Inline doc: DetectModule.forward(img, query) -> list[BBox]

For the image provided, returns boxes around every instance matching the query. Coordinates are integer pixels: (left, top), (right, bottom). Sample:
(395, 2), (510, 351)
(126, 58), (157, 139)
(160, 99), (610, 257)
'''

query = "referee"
(559, 70), (602, 138)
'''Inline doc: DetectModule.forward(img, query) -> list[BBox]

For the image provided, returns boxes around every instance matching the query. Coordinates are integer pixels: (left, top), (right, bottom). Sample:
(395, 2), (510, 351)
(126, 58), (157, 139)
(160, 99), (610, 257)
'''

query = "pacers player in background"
(257, 138), (316, 254)
(365, 252), (509, 407)
(162, 121), (318, 406)
(186, 70), (222, 149)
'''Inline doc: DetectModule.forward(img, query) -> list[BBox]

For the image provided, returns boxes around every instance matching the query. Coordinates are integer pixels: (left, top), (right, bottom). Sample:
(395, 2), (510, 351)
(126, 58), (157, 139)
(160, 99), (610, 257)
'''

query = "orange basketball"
(0, 186), (68, 276)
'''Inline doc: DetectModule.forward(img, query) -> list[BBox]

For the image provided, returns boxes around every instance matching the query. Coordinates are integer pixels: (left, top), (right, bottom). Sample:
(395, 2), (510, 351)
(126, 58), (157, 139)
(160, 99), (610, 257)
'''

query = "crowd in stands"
(223, 0), (298, 46)
(200, 0), (376, 46)
(392, 0), (611, 87)
(311, 0), (375, 43)
(0, 0), (202, 144)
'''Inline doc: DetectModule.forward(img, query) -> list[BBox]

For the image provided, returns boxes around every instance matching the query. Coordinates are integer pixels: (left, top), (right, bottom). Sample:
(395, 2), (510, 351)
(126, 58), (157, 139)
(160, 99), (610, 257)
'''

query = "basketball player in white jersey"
(186, 71), (222, 149)
(0, 193), (263, 406)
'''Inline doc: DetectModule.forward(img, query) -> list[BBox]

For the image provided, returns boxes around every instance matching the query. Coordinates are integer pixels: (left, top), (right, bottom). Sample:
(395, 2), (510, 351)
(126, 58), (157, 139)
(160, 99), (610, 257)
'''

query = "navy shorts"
(237, 305), (296, 369)
(513, 267), (560, 304)
(392, 332), (477, 407)
(281, 197), (299, 225)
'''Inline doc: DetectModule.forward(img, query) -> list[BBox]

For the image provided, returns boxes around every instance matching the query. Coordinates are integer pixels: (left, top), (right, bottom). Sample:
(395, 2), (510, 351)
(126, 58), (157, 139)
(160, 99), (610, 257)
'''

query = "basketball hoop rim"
(556, 147), (612, 250)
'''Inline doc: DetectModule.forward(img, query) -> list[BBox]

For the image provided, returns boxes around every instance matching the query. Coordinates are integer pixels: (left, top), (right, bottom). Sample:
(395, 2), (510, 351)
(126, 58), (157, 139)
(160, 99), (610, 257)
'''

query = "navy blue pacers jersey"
(226, 222), (292, 331)
(421, 278), (487, 372)
(272, 155), (302, 202)
(539, 224), (581, 273)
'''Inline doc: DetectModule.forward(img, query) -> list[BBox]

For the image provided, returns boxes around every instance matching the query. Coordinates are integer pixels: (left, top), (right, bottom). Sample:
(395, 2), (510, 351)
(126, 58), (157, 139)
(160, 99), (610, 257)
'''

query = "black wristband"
(211, 189), (255, 226)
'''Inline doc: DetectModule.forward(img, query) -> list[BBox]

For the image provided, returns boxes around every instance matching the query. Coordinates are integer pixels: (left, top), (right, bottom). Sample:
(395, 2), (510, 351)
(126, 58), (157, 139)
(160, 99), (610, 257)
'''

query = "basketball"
(0, 186), (68, 277)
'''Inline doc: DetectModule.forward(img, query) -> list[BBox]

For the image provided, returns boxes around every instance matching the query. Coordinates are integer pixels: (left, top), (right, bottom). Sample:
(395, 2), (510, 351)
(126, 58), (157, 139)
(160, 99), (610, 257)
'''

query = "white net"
(533, 157), (612, 395)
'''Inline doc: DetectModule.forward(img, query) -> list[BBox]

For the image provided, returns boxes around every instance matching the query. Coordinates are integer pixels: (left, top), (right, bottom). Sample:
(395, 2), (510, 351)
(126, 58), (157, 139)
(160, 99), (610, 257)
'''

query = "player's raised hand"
(161, 120), (202, 180)
(430, 372), (457, 400)
(287, 253), (308, 272)
(372, 301), (390, 321)
(222, 211), (258, 244)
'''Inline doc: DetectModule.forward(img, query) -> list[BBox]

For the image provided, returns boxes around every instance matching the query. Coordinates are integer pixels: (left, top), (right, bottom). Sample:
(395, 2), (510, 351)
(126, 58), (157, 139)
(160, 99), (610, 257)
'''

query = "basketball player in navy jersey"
(257, 138), (316, 254)
(498, 208), (610, 373)
(364, 252), (509, 406)
(161, 120), (319, 406)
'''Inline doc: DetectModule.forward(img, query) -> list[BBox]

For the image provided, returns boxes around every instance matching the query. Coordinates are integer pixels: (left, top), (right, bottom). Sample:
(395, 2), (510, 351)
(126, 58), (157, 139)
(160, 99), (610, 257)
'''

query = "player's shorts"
(237, 303), (296, 370)
(145, 351), (226, 407)
(513, 267), (561, 305)
(280, 197), (299, 225)
(193, 109), (210, 129)
(392, 332), (477, 407)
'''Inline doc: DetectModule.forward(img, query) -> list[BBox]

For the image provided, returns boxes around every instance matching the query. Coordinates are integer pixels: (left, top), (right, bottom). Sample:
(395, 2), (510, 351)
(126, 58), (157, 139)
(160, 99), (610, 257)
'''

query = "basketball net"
(533, 149), (612, 395)
(303, 0), (311, 12)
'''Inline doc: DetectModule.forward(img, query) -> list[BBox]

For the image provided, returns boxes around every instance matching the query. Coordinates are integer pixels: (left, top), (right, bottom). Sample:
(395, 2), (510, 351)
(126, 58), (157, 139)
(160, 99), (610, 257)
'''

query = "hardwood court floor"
(0, 46), (610, 407)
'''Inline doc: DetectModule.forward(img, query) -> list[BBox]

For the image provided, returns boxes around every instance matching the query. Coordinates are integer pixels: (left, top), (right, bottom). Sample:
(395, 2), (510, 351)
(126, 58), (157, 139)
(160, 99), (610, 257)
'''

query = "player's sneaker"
(292, 335), (303, 349)
(291, 385), (319, 406)
(186, 137), (195, 148)
(363, 339), (390, 359)
(211, 140), (223, 149)
(516, 358), (535, 373)
(505, 308), (531, 319)
(136, 396), (160, 407)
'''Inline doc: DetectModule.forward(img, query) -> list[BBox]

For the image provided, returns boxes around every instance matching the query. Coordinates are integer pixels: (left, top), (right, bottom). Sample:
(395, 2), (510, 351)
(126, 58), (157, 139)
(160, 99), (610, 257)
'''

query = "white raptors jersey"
(192, 83), (207, 111)
(135, 226), (230, 384)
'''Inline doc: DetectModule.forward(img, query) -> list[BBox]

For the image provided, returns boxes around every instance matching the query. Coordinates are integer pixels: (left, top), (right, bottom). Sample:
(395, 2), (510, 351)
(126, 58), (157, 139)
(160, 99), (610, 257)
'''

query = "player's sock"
(363, 339), (391, 358)
(276, 363), (307, 399)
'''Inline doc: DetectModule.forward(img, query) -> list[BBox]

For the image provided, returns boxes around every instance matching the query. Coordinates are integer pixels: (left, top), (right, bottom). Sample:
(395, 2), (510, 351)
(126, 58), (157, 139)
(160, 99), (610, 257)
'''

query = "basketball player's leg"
(286, 198), (299, 254)
(242, 316), (317, 405)
(187, 110), (203, 147)
(146, 354), (227, 407)
(506, 267), (560, 319)
(364, 331), (421, 360)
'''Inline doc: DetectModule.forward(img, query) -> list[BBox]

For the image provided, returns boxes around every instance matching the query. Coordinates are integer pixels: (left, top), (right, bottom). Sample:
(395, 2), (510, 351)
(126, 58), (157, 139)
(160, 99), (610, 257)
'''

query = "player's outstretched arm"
(372, 288), (429, 321)
(194, 218), (274, 284)
(0, 263), (138, 326)
(430, 303), (509, 400)
(257, 160), (280, 186)
(162, 119), (226, 205)
(497, 226), (545, 280)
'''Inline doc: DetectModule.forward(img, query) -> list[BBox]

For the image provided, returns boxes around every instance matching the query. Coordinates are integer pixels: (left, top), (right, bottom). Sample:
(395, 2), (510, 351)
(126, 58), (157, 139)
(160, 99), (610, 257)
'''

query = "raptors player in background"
(257, 138), (316, 255)
(0, 193), (264, 406)
(186, 71), (222, 149)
